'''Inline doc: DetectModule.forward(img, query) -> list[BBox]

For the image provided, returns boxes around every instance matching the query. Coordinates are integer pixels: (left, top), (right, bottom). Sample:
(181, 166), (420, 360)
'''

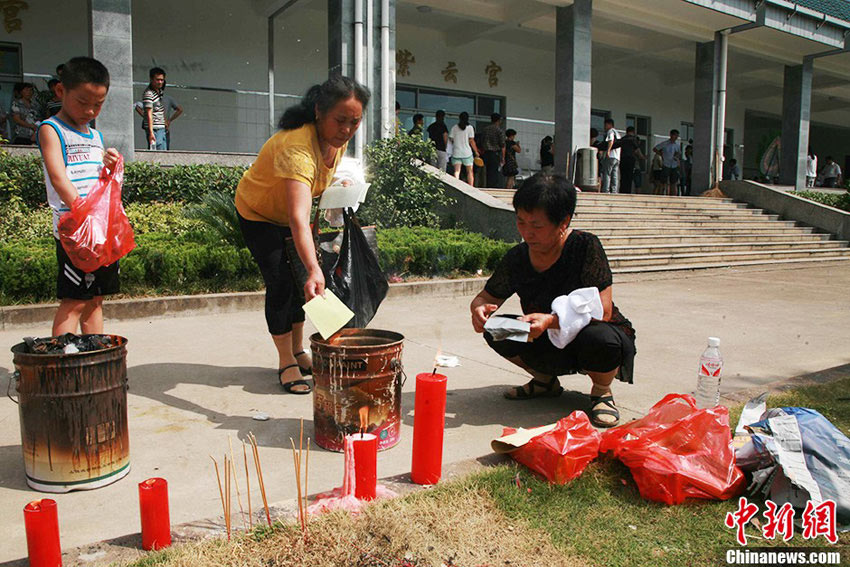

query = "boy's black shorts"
(55, 239), (120, 300)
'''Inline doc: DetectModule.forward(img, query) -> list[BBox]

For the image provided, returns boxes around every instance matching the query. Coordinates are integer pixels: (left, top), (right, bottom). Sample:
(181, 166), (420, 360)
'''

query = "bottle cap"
(708, 337), (720, 347)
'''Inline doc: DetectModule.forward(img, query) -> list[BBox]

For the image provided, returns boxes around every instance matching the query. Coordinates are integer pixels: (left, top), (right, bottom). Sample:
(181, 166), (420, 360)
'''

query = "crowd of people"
(1, 64), (182, 151)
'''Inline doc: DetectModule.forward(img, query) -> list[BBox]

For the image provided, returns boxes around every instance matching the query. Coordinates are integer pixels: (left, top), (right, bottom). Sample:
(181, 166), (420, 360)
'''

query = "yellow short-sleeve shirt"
(235, 124), (346, 226)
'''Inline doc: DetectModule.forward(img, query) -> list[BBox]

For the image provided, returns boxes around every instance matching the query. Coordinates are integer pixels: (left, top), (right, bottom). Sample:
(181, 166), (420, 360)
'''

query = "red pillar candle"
(23, 499), (62, 567)
(351, 433), (378, 500)
(411, 372), (448, 485)
(139, 478), (171, 551)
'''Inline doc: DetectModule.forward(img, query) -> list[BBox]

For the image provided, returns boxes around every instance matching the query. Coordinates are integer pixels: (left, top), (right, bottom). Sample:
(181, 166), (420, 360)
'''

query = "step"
(574, 212), (780, 222)
(573, 219), (798, 229)
(608, 247), (850, 268)
(598, 233), (831, 245)
(605, 240), (848, 255)
(612, 255), (850, 274)
(575, 203), (755, 213)
(588, 226), (815, 236)
(480, 190), (734, 205)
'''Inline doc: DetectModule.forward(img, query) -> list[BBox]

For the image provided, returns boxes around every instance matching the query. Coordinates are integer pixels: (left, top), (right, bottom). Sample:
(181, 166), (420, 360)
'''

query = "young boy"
(37, 56), (121, 336)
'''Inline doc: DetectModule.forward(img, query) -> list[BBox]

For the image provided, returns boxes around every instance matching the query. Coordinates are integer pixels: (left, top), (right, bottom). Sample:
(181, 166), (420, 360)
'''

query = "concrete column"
(328, 0), (394, 144)
(692, 40), (717, 194)
(88, 0), (134, 160)
(779, 60), (813, 189)
(554, 0), (592, 176)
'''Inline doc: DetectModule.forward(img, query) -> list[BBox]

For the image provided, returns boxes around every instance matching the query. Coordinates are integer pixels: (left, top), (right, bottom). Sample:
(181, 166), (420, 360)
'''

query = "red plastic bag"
(502, 412), (601, 484)
(600, 393), (745, 505)
(57, 157), (136, 273)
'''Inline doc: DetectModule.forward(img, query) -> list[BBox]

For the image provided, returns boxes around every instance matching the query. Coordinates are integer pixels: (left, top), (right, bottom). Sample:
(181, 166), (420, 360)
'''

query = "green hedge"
(0, 202), (207, 243)
(0, 234), (262, 305)
(0, 153), (246, 208)
(1, 227), (515, 305)
(376, 227), (514, 275)
(795, 190), (850, 213)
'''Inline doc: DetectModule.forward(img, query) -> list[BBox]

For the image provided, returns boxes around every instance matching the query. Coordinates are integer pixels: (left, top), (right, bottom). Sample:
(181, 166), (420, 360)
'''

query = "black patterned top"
(484, 230), (635, 339)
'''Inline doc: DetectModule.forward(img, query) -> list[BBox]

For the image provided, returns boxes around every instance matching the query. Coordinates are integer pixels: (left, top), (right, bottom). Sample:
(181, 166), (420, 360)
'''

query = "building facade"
(1, 0), (849, 191)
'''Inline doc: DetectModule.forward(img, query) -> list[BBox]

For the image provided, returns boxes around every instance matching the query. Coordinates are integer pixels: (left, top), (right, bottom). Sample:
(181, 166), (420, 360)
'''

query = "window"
(591, 109), (610, 143)
(396, 83), (506, 134)
(0, 42), (23, 141)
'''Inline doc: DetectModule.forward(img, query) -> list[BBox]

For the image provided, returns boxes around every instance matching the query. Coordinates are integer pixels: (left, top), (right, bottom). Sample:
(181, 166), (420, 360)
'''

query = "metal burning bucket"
(9, 335), (131, 492)
(311, 329), (404, 452)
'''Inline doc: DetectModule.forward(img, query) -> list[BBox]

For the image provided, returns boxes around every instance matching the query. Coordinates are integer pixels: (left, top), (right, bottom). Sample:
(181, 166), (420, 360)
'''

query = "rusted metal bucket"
(311, 329), (404, 452)
(9, 335), (131, 492)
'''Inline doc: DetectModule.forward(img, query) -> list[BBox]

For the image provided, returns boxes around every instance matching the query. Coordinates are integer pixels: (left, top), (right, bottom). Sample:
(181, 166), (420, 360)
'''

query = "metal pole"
(713, 30), (728, 187)
(268, 15), (276, 137)
(354, 0), (365, 160)
(380, 0), (390, 138)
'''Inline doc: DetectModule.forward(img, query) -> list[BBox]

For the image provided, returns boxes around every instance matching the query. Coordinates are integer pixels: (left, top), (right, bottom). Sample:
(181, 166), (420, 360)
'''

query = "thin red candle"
(23, 499), (62, 567)
(138, 478), (171, 551)
(411, 372), (448, 485)
(351, 433), (378, 500)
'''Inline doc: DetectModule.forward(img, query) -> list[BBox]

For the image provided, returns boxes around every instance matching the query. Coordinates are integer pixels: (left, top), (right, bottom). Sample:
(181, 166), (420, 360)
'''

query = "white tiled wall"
(505, 118), (555, 176)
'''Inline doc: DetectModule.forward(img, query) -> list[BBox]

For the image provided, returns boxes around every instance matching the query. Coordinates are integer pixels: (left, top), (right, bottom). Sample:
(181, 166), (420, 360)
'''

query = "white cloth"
(806, 155), (818, 177)
(324, 156), (366, 227)
(654, 139), (680, 168)
(604, 128), (620, 161)
(547, 287), (604, 349)
(449, 124), (475, 158)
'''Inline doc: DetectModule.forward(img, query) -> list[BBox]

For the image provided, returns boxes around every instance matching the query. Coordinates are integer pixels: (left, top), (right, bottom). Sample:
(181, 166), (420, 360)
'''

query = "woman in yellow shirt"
(236, 76), (370, 394)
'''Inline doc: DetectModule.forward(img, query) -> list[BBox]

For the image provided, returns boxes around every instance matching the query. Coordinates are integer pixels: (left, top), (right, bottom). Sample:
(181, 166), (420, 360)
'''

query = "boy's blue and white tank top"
(39, 117), (105, 238)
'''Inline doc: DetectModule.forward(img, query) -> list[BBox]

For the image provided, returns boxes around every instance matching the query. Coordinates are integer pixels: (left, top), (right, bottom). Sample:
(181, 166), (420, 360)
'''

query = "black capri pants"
(484, 322), (635, 384)
(238, 212), (306, 335)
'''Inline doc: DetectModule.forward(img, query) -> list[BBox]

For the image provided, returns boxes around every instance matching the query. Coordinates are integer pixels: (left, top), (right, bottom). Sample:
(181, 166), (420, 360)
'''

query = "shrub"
(184, 190), (245, 247)
(0, 152), (247, 208)
(376, 227), (514, 276)
(795, 190), (850, 213)
(360, 133), (453, 228)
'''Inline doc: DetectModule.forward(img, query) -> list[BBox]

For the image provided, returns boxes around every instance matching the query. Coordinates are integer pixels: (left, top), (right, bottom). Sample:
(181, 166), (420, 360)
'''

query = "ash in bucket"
(22, 333), (119, 355)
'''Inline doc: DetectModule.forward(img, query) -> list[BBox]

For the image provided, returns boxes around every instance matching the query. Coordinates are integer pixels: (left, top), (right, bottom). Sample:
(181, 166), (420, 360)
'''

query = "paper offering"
(484, 315), (531, 342)
(318, 182), (370, 210)
(303, 290), (355, 339)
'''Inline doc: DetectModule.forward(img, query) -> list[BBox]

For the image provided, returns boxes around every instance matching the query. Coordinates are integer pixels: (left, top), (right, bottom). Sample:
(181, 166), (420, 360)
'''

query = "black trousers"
(619, 158), (636, 194)
(483, 150), (502, 188)
(484, 322), (635, 384)
(238, 212), (306, 335)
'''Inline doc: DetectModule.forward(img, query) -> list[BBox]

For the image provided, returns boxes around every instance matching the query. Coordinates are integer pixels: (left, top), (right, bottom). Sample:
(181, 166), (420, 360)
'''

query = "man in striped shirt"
(142, 67), (167, 149)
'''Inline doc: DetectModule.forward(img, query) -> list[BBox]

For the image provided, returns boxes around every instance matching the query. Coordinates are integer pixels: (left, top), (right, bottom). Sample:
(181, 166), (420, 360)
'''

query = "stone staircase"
(480, 190), (850, 273)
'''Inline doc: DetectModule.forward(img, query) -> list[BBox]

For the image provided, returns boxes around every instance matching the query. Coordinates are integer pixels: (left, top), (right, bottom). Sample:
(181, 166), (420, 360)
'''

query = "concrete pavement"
(1, 263), (849, 563)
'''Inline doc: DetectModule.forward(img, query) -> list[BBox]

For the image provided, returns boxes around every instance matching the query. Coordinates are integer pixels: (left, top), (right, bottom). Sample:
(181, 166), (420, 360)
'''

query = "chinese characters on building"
(485, 60), (502, 87)
(1, 0), (28, 33)
(442, 61), (458, 83)
(396, 49), (415, 77)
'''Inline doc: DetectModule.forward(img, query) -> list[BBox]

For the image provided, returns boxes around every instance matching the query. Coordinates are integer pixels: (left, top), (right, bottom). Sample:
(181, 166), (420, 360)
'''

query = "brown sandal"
(589, 395), (620, 427)
(504, 377), (563, 400)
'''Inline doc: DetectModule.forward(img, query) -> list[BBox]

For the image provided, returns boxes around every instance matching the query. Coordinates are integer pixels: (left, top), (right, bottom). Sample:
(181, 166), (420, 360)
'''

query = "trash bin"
(9, 335), (131, 492)
(576, 147), (599, 190)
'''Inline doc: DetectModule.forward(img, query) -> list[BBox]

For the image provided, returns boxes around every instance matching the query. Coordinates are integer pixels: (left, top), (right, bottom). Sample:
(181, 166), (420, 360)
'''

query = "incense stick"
(290, 438), (304, 531)
(304, 437), (310, 530)
(243, 440), (253, 529)
(229, 437), (247, 531)
(211, 455), (225, 523)
(224, 455), (231, 541)
(250, 433), (272, 527)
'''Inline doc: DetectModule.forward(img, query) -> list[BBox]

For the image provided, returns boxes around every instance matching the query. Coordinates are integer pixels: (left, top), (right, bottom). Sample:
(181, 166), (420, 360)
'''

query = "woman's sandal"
(503, 377), (564, 400)
(278, 364), (312, 395)
(294, 350), (312, 376)
(589, 395), (620, 428)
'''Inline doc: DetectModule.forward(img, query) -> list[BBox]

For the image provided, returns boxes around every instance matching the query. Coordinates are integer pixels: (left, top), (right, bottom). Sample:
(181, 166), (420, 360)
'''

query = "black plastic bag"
(326, 208), (388, 328)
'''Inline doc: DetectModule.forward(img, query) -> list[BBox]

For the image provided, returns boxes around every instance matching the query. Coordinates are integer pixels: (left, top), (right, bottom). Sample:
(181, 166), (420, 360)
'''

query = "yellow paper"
(303, 290), (355, 339)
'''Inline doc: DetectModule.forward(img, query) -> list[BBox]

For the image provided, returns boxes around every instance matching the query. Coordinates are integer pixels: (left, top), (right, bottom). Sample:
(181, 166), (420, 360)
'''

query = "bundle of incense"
(243, 441), (253, 529)
(290, 419), (307, 532)
(229, 437), (247, 530)
(249, 432), (272, 527)
(211, 455), (225, 522)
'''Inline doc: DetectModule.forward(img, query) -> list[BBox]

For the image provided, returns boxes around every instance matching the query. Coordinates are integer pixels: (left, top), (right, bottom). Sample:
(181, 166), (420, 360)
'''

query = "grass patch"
(118, 378), (850, 567)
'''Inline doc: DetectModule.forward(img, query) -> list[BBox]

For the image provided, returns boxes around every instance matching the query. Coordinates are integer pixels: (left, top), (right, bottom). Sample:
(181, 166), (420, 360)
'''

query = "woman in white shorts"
(449, 111), (480, 186)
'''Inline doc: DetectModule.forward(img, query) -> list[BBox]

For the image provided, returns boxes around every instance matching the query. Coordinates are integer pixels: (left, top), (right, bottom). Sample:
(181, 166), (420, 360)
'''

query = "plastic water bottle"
(695, 337), (723, 408)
